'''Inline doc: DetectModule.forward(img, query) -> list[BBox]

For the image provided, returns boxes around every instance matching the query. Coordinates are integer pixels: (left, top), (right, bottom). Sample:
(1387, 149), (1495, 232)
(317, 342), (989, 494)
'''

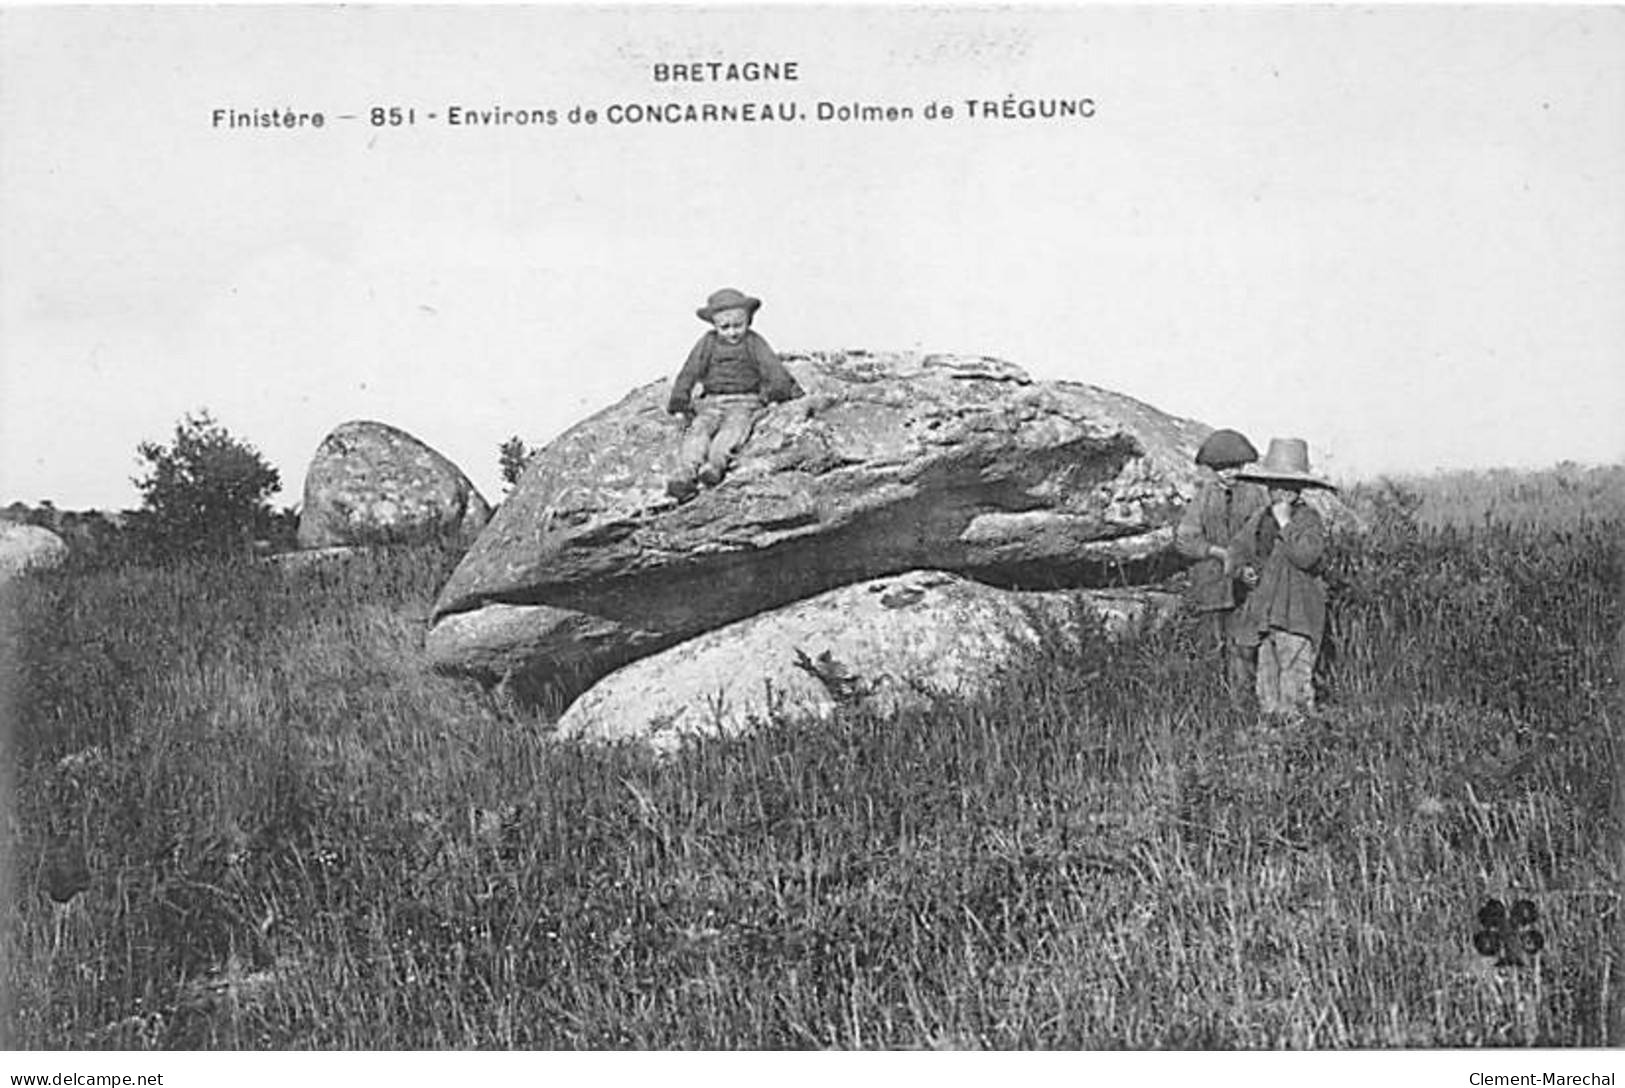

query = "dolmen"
(428, 350), (1208, 745)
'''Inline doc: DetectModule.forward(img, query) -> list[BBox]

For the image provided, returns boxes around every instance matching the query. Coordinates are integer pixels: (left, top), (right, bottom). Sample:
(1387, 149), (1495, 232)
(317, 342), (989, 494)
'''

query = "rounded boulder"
(0, 523), (69, 582)
(553, 569), (1179, 752)
(298, 421), (491, 549)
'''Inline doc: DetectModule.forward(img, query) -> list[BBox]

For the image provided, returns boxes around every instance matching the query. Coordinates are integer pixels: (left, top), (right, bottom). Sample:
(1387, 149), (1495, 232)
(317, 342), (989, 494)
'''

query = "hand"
(1217, 546), (1238, 576)
(1241, 565), (1260, 587)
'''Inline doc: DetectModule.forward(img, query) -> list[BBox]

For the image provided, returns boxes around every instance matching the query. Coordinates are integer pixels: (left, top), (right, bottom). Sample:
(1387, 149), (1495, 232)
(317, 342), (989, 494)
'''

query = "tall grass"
(2, 484), (1619, 1049)
(1351, 463), (1625, 530)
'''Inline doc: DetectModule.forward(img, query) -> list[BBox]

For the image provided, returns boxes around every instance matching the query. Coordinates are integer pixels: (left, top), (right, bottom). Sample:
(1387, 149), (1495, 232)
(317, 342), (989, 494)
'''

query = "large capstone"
(429, 351), (1207, 694)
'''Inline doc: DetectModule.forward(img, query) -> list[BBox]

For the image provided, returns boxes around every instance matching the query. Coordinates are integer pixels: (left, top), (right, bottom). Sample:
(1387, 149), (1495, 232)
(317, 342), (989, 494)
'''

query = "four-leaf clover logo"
(1473, 898), (1544, 967)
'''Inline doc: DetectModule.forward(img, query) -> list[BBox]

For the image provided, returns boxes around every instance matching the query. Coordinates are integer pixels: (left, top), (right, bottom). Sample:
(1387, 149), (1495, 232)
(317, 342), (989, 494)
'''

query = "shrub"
(128, 411), (281, 561)
(498, 436), (533, 493)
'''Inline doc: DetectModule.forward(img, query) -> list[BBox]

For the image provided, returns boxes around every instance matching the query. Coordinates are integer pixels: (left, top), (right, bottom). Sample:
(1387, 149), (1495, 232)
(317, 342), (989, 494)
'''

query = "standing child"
(666, 287), (803, 501)
(1176, 428), (1270, 707)
(1228, 437), (1338, 722)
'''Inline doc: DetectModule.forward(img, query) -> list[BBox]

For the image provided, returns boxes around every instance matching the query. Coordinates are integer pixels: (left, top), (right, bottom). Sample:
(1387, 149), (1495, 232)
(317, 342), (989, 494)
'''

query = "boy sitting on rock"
(1227, 437), (1338, 724)
(666, 288), (803, 501)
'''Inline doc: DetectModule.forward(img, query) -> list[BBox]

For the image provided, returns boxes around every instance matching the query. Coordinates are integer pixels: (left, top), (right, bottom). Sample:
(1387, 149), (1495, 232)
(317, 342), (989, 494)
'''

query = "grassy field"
(1, 469), (1619, 1049)
(1358, 462), (1625, 530)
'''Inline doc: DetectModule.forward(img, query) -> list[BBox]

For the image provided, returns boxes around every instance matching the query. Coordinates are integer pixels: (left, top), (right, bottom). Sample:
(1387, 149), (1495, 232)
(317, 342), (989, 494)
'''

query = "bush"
(129, 411), (281, 561)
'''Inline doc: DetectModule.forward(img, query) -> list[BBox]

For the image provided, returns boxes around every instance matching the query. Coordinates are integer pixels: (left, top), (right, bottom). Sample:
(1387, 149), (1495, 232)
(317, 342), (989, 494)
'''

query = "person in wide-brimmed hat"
(1228, 437), (1338, 722)
(1235, 436), (1337, 492)
(665, 288), (803, 501)
(1176, 428), (1271, 707)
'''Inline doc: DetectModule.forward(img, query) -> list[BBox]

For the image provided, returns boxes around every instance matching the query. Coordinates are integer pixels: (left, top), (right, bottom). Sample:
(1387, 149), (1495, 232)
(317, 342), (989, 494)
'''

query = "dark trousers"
(1199, 610), (1257, 709)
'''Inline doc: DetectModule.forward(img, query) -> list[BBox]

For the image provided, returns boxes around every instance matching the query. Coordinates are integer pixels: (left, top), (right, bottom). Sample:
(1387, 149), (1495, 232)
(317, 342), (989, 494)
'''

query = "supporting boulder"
(553, 570), (1178, 752)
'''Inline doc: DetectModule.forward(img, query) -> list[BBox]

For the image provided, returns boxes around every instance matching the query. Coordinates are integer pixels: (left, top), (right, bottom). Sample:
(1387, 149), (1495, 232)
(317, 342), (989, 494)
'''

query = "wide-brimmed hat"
(696, 288), (762, 322)
(1194, 428), (1258, 469)
(1236, 437), (1337, 490)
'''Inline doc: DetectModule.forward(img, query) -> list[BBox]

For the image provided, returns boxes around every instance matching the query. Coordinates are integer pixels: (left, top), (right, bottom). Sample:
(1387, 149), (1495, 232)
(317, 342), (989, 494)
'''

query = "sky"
(2, 5), (1622, 511)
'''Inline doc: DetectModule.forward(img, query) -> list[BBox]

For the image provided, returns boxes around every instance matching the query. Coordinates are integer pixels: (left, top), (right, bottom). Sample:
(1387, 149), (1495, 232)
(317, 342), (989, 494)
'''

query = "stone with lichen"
(297, 421), (490, 549)
(0, 523), (69, 582)
(428, 350), (1207, 695)
(553, 570), (1178, 751)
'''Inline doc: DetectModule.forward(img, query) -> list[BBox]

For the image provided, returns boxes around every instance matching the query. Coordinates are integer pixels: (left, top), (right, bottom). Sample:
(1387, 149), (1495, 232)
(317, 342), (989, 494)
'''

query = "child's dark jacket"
(1175, 479), (1270, 612)
(1229, 499), (1329, 647)
(668, 330), (803, 414)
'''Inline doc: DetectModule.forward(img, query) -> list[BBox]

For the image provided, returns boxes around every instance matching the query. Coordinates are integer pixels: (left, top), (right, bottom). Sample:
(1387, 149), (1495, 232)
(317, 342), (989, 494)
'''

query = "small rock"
(0, 523), (68, 583)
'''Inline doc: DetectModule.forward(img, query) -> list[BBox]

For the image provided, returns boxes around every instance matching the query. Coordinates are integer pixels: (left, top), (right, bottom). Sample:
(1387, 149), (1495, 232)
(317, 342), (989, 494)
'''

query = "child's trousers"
(1199, 610), (1257, 709)
(678, 394), (762, 482)
(1256, 630), (1316, 717)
